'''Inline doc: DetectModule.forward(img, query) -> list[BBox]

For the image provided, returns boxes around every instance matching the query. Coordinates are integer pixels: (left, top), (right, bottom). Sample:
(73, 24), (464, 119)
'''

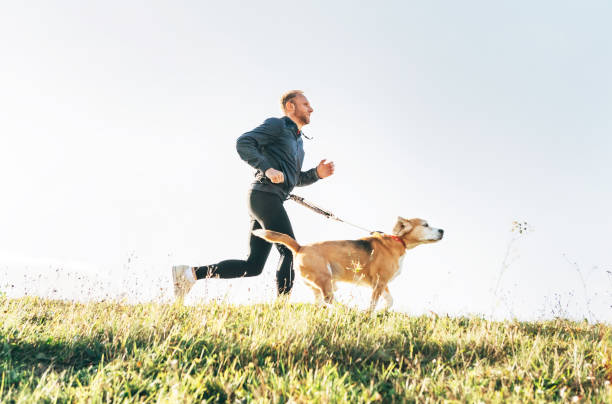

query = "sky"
(1, 1), (611, 322)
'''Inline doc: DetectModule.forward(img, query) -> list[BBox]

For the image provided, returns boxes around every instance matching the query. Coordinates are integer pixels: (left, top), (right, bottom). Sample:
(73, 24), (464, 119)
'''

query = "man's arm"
(236, 118), (283, 174)
(296, 159), (335, 187)
(296, 168), (320, 187)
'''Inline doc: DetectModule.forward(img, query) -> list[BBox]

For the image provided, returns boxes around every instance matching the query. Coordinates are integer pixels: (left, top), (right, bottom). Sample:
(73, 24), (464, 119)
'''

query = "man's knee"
(244, 257), (265, 277)
(244, 268), (263, 277)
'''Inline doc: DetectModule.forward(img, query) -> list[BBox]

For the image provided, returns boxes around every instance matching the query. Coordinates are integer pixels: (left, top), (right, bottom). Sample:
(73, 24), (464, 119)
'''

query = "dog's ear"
(393, 218), (413, 236)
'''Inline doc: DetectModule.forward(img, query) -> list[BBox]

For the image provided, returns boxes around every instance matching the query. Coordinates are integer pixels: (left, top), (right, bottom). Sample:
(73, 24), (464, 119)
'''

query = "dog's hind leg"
(307, 281), (333, 306)
(301, 256), (335, 305)
(319, 277), (334, 304)
(302, 271), (333, 305)
(310, 287), (324, 305)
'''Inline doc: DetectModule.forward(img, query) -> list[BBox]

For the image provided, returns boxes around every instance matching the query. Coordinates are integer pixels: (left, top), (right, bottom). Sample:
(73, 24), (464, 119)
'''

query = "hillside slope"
(1, 297), (610, 402)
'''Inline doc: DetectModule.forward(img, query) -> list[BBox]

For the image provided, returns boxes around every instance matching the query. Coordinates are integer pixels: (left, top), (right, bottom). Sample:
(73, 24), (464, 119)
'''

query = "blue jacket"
(236, 116), (319, 199)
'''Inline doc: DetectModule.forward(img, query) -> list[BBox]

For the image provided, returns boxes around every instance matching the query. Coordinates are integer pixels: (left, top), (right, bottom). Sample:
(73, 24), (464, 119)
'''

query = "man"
(172, 90), (335, 299)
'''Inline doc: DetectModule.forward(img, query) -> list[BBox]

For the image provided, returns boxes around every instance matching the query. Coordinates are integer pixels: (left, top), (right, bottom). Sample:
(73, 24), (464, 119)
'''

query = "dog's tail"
(252, 229), (301, 254)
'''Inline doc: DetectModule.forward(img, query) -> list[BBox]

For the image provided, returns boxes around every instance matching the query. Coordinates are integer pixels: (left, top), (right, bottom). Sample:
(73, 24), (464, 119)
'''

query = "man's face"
(289, 94), (314, 125)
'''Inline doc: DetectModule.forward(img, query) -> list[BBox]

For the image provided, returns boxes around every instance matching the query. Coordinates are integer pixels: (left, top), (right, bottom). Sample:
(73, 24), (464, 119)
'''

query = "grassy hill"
(1, 296), (610, 403)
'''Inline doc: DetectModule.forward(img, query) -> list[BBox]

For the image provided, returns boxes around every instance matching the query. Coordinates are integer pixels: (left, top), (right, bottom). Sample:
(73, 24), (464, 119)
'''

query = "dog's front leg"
(381, 286), (393, 310)
(368, 283), (386, 312)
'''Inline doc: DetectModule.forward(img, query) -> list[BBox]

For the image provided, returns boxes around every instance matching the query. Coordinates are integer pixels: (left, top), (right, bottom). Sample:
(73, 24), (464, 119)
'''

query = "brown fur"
(252, 217), (443, 311)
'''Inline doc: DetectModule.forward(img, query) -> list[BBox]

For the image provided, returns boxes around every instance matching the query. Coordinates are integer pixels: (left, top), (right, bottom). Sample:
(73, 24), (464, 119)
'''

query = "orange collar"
(389, 235), (407, 249)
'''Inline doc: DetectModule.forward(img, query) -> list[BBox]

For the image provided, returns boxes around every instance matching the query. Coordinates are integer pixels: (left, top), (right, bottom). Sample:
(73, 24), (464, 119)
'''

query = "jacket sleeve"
(236, 118), (282, 173)
(296, 167), (320, 187)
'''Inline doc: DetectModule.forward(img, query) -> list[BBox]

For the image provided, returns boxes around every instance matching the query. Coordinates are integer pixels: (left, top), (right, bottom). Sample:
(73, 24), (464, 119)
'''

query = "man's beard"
(297, 112), (310, 125)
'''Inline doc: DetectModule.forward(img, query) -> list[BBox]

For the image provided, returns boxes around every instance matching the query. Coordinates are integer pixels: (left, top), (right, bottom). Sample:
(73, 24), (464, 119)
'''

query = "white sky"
(1, 1), (610, 322)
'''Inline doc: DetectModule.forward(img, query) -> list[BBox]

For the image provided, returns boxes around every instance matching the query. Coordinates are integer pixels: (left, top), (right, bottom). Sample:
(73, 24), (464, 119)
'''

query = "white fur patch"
(390, 253), (406, 282)
(424, 227), (443, 241)
(382, 289), (393, 309)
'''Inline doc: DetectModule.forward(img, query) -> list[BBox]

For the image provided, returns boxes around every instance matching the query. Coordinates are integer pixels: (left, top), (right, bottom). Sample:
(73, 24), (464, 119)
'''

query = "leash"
(288, 194), (375, 234)
(288, 194), (408, 248)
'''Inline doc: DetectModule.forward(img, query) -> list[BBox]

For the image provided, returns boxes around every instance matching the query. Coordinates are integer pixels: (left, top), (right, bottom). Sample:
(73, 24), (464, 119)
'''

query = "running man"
(172, 90), (335, 299)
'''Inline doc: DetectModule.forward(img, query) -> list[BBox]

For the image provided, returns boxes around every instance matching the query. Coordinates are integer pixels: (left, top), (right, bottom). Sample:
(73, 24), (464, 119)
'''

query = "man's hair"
(280, 90), (304, 113)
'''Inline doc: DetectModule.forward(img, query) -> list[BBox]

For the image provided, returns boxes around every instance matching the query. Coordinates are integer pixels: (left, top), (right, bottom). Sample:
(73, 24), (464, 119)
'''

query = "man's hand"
(316, 159), (335, 179)
(265, 168), (285, 183)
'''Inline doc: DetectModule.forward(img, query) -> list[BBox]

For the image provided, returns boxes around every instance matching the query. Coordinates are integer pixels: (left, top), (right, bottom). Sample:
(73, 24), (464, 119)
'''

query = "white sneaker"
(172, 265), (196, 299)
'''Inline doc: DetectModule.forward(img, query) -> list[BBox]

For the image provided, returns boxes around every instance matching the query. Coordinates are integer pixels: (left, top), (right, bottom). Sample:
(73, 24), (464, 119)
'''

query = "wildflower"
(348, 260), (363, 273)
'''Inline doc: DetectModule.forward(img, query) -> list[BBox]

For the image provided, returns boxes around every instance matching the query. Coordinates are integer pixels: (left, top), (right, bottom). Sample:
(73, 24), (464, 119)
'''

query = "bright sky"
(1, 1), (610, 322)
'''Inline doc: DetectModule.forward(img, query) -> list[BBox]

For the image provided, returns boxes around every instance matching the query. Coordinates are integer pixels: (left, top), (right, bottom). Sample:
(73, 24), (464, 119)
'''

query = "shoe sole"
(172, 266), (185, 298)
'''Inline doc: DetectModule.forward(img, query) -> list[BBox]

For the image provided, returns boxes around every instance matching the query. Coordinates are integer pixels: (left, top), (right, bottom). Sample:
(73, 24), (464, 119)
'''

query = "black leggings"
(195, 190), (295, 295)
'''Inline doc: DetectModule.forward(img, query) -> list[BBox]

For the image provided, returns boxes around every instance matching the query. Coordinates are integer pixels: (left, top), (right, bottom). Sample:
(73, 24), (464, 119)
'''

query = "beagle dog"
(253, 217), (443, 310)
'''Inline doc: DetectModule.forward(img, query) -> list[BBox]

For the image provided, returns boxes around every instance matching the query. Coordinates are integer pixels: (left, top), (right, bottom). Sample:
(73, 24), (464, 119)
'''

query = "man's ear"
(284, 101), (295, 114)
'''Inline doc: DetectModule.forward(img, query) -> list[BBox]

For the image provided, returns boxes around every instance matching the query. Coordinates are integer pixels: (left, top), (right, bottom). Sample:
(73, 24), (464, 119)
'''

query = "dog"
(253, 217), (443, 311)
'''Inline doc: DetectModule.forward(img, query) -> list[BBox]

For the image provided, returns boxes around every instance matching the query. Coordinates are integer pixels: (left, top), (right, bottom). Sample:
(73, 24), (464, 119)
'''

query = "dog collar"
(389, 235), (407, 249)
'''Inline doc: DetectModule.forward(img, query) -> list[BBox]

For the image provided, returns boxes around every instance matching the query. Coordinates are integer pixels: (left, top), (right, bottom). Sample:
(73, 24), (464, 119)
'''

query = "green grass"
(1, 296), (611, 403)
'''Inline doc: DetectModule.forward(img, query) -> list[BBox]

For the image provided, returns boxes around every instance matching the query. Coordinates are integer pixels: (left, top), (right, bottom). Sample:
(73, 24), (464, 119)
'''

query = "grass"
(1, 296), (611, 403)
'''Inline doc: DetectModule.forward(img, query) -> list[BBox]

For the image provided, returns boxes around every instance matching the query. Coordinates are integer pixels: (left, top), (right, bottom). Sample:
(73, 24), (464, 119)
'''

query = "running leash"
(288, 194), (374, 234)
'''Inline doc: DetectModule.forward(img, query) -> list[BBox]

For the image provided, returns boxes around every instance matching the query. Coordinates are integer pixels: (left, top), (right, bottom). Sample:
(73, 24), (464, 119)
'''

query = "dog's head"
(392, 217), (444, 248)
